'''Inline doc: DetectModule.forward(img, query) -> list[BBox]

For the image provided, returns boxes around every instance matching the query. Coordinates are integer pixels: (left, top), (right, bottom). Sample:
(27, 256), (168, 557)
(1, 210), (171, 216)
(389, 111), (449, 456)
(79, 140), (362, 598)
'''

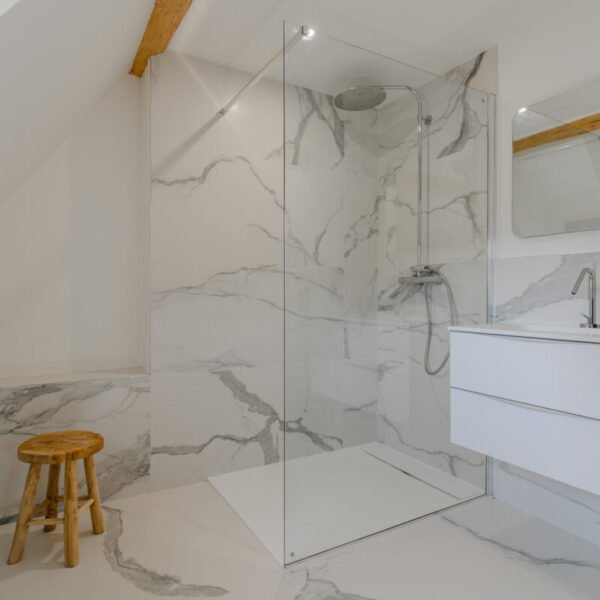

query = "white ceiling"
(0, 0), (591, 203)
(171, 0), (569, 79)
(0, 0), (19, 17)
(0, 0), (153, 200)
(515, 79), (600, 139)
(270, 23), (438, 99)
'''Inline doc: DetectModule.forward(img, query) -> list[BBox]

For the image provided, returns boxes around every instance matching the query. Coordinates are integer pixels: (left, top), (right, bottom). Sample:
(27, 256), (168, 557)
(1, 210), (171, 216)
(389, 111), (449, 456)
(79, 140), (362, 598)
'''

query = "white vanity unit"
(449, 324), (600, 496)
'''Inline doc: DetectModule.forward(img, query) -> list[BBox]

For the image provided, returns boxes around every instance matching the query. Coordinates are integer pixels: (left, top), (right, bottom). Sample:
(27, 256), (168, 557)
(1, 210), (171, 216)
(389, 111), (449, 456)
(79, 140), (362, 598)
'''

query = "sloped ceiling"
(0, 0), (153, 200)
(0, 0), (20, 17)
(170, 0), (569, 79)
(1, 0), (593, 203)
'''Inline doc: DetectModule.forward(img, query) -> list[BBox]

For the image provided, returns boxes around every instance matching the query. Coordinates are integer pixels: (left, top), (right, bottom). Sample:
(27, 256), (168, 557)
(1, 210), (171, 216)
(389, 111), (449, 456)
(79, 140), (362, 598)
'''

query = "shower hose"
(423, 268), (458, 375)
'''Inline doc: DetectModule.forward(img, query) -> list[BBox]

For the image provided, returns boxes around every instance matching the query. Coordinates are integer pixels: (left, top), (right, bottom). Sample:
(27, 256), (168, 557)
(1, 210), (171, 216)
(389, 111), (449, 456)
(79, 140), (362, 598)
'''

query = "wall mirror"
(512, 79), (600, 237)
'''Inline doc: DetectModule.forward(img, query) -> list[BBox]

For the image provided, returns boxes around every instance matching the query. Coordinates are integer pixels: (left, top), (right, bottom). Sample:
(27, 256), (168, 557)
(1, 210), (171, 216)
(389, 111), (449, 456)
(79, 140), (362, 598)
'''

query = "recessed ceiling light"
(518, 107), (527, 114)
(301, 26), (315, 40)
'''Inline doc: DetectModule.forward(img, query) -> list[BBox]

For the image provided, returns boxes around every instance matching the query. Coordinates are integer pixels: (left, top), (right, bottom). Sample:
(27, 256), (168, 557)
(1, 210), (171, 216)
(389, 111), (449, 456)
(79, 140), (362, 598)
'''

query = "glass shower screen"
(283, 23), (489, 563)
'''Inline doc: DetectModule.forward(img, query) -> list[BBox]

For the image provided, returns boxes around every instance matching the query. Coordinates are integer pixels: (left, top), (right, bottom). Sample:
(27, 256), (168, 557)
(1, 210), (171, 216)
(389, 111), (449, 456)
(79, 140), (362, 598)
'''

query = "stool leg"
(63, 459), (79, 568)
(44, 464), (61, 532)
(83, 456), (104, 534)
(7, 463), (42, 564)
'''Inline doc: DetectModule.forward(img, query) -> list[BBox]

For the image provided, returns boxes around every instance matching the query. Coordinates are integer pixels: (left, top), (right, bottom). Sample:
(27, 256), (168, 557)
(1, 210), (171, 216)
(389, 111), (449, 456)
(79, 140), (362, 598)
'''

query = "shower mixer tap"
(387, 265), (457, 376)
(389, 266), (442, 299)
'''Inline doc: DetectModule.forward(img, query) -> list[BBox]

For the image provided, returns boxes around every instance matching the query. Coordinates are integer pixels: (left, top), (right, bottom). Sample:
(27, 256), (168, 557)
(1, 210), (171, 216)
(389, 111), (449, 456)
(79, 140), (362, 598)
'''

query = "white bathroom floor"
(0, 480), (599, 599)
(210, 442), (484, 563)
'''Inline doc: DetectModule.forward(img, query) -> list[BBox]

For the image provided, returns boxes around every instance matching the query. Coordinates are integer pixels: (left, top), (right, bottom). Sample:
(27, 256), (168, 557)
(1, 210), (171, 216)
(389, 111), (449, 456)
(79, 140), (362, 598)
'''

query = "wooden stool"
(7, 430), (105, 568)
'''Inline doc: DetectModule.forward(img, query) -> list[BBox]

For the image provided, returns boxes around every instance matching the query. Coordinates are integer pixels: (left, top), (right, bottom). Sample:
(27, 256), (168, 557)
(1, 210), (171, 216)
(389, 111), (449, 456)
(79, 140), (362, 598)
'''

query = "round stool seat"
(17, 431), (104, 465)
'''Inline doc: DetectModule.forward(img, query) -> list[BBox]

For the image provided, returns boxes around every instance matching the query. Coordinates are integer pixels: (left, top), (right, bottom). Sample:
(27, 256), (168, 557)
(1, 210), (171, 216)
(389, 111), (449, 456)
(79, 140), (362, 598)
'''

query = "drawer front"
(451, 387), (600, 496)
(450, 331), (600, 420)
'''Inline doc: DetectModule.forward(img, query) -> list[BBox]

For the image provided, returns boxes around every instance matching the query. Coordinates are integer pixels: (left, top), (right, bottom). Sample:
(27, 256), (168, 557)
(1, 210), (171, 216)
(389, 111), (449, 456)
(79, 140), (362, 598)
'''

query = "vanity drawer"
(451, 387), (600, 496)
(450, 331), (600, 420)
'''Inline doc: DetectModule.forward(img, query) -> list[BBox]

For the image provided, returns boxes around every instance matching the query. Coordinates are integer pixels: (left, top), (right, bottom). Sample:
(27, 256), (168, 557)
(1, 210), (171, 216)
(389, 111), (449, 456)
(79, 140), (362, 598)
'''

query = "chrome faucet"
(571, 267), (598, 328)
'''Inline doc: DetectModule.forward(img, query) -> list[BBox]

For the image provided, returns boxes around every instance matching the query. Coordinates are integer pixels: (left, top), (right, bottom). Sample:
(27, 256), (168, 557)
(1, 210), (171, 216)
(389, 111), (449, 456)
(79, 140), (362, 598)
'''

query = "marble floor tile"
(0, 482), (598, 599)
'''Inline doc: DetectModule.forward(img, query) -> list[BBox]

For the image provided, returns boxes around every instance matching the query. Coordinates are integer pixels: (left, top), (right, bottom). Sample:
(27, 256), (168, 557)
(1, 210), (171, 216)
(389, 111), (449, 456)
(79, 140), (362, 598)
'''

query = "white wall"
(0, 0), (152, 201)
(139, 70), (151, 373)
(496, 1), (600, 258)
(0, 0), (20, 17)
(492, 2), (600, 538)
(0, 74), (146, 378)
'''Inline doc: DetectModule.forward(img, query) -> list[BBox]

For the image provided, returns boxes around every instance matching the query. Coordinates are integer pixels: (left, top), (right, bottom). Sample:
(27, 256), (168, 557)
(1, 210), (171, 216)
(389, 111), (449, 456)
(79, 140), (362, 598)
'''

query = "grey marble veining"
(437, 53), (485, 158)
(152, 368), (281, 466)
(444, 515), (600, 570)
(154, 155), (282, 209)
(380, 415), (484, 478)
(152, 366), (344, 468)
(104, 507), (228, 597)
(2, 479), (596, 599)
(152, 88), (345, 274)
(377, 260), (488, 486)
(0, 383), (64, 433)
(491, 250), (600, 551)
(96, 431), (150, 499)
(374, 51), (489, 277)
(493, 252), (600, 325)
(0, 378), (147, 434)
(442, 499), (600, 576)
(497, 461), (600, 519)
(444, 47), (498, 95)
(290, 87), (345, 166)
(344, 195), (379, 260)
(152, 348), (256, 375)
(0, 375), (150, 522)
(149, 46), (493, 516)
(150, 49), (385, 492)
(371, 45), (492, 490)
(152, 264), (342, 318)
(292, 573), (375, 600)
(281, 495), (600, 599)
(428, 189), (486, 243)
(493, 460), (600, 549)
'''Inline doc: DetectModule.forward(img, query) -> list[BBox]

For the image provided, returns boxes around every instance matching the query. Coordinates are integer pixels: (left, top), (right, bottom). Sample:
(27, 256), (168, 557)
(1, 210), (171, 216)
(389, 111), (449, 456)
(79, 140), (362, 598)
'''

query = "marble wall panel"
(0, 374), (150, 522)
(151, 51), (381, 488)
(150, 46), (493, 495)
(374, 51), (493, 489)
(492, 250), (600, 543)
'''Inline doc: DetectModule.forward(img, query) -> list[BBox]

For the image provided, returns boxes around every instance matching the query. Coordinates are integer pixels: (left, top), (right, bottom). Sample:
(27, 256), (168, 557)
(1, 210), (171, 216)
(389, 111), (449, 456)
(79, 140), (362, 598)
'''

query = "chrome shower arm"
(379, 85), (425, 267)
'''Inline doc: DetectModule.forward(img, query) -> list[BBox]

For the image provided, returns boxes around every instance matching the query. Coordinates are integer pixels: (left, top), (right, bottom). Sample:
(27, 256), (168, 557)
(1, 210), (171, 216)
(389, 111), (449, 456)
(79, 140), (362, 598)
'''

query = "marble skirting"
(0, 374), (150, 523)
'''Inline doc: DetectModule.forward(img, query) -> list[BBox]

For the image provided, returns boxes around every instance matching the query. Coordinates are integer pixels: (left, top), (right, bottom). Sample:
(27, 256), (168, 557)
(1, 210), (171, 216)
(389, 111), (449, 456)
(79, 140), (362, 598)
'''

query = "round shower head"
(333, 86), (386, 111)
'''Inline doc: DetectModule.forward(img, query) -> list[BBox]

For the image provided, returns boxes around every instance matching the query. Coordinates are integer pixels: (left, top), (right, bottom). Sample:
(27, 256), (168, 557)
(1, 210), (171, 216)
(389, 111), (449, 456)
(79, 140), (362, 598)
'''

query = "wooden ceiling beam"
(130, 0), (192, 78)
(513, 112), (600, 154)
